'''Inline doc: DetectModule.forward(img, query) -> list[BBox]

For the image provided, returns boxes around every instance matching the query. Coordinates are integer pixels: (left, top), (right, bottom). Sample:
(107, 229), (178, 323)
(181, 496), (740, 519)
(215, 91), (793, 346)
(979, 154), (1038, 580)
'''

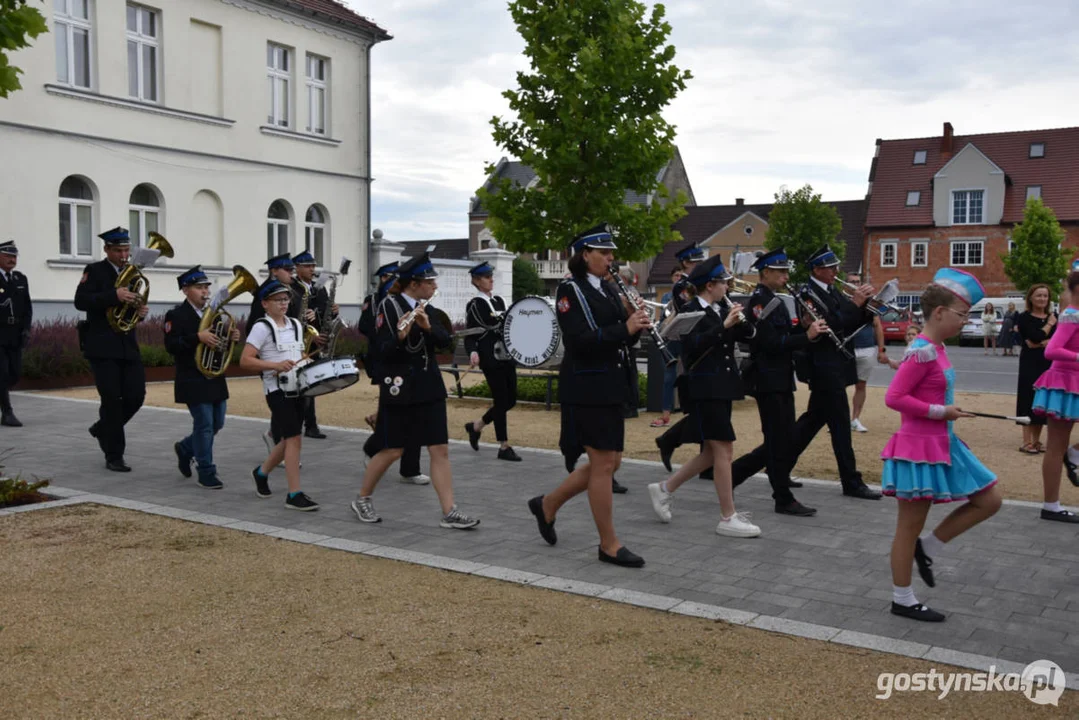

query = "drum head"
(502, 296), (562, 368)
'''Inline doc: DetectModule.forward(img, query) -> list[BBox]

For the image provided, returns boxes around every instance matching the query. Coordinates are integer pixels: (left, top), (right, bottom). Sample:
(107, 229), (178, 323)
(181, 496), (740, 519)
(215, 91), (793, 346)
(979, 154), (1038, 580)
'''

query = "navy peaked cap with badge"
(751, 248), (791, 271)
(0, 241), (17, 256)
(674, 241), (705, 262)
(688, 255), (732, 287)
(374, 261), (399, 278)
(468, 261), (494, 276)
(568, 223), (617, 254)
(292, 250), (316, 265)
(266, 253), (293, 270)
(398, 252), (438, 281)
(177, 265), (211, 289)
(806, 244), (841, 268)
(260, 279), (291, 300)
(99, 227), (131, 245)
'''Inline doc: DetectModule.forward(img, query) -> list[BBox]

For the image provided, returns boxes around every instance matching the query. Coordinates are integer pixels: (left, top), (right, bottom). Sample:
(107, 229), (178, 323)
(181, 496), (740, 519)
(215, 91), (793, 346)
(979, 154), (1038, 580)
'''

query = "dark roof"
(646, 199), (868, 285)
(398, 238), (470, 261)
(867, 124), (1079, 227)
(276, 0), (391, 39)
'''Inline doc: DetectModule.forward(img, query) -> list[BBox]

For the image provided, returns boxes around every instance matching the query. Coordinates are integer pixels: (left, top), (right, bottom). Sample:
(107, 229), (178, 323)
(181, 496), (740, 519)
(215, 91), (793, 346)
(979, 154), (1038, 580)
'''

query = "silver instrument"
(610, 265), (677, 367)
(786, 283), (853, 359)
(397, 290), (438, 331)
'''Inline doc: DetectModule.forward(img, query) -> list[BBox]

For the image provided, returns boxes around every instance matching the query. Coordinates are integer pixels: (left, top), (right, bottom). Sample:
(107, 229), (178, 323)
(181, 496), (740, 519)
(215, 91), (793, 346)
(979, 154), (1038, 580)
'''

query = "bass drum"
(502, 296), (563, 368)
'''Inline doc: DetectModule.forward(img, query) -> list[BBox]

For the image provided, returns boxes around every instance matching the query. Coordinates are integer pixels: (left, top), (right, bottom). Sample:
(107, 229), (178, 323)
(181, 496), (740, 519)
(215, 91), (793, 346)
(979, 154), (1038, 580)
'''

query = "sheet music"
(208, 286), (230, 311)
(131, 247), (161, 268)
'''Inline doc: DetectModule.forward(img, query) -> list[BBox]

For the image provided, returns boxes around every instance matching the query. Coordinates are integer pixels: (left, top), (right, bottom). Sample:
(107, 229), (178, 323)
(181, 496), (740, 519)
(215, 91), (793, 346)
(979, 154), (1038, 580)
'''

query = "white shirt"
(245, 316), (303, 394)
(400, 292), (418, 309)
(810, 276), (830, 294)
(586, 273), (605, 292)
(187, 300), (205, 320)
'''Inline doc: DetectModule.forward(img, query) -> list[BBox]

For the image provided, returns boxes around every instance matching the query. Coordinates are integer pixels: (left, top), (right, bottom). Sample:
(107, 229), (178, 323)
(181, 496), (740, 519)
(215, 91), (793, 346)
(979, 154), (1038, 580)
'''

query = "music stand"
(660, 311), (705, 340)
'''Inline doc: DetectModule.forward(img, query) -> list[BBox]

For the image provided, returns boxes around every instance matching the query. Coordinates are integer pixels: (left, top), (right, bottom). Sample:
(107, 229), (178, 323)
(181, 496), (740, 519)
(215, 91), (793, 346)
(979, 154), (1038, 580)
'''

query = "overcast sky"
(346, 0), (1079, 242)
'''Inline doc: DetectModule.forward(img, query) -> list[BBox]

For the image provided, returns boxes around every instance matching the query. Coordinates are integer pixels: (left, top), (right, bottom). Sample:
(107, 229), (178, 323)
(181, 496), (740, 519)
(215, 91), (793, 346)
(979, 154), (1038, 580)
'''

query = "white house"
(0, 0), (389, 318)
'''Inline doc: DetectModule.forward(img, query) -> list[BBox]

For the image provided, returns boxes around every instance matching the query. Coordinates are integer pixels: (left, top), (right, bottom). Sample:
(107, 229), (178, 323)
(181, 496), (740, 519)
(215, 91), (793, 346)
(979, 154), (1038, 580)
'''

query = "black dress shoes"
(598, 546), (645, 568)
(465, 422), (481, 451)
(528, 495), (557, 546)
(775, 500), (817, 517)
(174, 442), (192, 478)
(1041, 508), (1079, 523)
(612, 477), (628, 494)
(891, 602), (945, 622)
(844, 484), (882, 500)
(1, 411), (22, 427)
(914, 538), (935, 587)
(304, 427), (327, 439)
(497, 446), (522, 462)
(655, 438), (674, 472)
(106, 458), (132, 472)
(1065, 456), (1079, 487)
(785, 479), (804, 489)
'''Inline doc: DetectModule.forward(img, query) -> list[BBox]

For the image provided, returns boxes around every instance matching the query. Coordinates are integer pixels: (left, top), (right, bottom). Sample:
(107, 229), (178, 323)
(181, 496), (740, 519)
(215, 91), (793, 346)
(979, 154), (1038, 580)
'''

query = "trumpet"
(786, 283), (853, 359)
(398, 290), (438, 331)
(727, 276), (757, 295)
(834, 278), (903, 315)
(609, 266), (678, 367)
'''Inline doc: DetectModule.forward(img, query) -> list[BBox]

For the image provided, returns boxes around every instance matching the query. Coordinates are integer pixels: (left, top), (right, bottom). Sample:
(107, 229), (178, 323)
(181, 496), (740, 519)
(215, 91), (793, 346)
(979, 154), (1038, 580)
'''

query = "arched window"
(128, 183), (162, 247)
(267, 200), (291, 257)
(304, 204), (327, 267)
(59, 175), (95, 257)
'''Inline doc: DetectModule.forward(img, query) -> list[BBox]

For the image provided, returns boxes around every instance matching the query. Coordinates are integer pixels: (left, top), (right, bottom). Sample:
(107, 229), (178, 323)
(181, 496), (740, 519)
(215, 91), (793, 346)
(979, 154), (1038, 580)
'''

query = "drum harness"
(256, 317), (305, 390)
(470, 294), (510, 362)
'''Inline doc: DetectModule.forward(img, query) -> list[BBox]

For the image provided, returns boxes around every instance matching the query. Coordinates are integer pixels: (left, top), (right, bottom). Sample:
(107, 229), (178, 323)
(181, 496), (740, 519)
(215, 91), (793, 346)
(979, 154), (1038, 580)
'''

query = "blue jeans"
(179, 401), (227, 479)
(662, 340), (682, 412)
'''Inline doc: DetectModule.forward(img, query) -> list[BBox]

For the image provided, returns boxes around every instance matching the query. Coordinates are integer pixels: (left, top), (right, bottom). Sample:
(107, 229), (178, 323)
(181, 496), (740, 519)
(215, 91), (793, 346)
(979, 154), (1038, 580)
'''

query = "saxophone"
(320, 274), (346, 356)
(298, 281), (320, 354)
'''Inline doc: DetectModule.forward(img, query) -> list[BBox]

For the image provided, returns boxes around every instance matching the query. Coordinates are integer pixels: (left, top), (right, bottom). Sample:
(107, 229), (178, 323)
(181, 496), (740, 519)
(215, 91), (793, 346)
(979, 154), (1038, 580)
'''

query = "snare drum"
(502, 296), (563, 368)
(279, 357), (360, 397)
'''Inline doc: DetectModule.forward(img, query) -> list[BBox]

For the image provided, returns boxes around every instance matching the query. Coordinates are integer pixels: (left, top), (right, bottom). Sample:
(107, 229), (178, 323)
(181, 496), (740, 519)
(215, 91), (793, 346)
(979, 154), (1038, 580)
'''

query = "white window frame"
(880, 240), (897, 268)
(1008, 239), (1017, 254)
(126, 3), (160, 103)
(267, 202), (290, 257)
(267, 43), (291, 128)
(906, 191), (921, 206)
(59, 180), (95, 258)
(913, 150), (927, 165)
(54, 0), (93, 89)
(128, 185), (161, 249)
(305, 54), (328, 135)
(911, 240), (928, 267)
(1026, 185), (1042, 202)
(950, 239), (985, 267)
(304, 205), (327, 267)
(951, 188), (986, 225)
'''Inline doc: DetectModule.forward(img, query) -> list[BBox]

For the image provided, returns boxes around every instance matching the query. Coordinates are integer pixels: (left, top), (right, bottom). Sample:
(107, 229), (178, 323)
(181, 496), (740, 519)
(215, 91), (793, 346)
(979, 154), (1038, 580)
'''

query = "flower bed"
(463, 374), (648, 407)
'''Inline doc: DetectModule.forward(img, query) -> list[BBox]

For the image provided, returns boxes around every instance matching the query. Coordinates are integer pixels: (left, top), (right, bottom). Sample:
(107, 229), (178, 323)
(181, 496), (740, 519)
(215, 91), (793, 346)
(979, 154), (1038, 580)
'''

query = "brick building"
(864, 123), (1079, 307)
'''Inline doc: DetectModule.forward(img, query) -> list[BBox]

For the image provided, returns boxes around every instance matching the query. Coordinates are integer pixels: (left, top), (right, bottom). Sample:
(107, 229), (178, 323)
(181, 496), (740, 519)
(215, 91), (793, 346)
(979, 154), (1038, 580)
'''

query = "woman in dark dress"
(1016, 283), (1057, 453)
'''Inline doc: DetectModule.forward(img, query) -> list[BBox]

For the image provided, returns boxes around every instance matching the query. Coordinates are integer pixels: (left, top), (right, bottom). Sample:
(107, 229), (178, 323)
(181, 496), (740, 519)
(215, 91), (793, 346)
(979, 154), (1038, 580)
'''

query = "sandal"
(1035, 442), (1046, 453)
(649, 417), (670, 428)
(1020, 443), (1039, 455)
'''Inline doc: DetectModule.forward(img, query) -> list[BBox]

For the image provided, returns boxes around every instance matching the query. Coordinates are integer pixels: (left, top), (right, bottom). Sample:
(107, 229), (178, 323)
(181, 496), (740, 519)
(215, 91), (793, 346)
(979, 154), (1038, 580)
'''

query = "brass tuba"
(196, 265), (259, 378)
(108, 231), (175, 333)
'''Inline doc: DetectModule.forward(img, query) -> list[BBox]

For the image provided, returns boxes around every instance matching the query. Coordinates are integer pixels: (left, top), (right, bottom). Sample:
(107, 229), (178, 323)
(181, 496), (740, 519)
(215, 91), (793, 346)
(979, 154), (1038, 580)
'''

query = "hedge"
(462, 373), (648, 407)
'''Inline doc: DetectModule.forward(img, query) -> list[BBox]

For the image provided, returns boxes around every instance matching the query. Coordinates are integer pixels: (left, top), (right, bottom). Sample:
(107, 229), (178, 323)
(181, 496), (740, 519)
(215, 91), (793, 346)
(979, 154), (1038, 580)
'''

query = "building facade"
(0, 0), (389, 318)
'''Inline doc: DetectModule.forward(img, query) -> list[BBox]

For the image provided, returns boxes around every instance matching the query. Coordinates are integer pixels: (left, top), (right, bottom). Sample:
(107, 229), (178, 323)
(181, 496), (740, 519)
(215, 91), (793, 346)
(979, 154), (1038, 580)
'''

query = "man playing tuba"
(165, 266), (240, 490)
(74, 227), (148, 472)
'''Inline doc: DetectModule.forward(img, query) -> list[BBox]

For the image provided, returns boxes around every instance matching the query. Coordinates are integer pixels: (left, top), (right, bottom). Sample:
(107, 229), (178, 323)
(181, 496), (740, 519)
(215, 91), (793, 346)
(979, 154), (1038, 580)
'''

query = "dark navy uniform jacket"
(0, 270), (31, 347)
(464, 294), (510, 370)
(74, 260), (140, 361)
(744, 283), (808, 395)
(164, 301), (229, 405)
(798, 279), (871, 391)
(375, 293), (452, 406)
(680, 298), (754, 401)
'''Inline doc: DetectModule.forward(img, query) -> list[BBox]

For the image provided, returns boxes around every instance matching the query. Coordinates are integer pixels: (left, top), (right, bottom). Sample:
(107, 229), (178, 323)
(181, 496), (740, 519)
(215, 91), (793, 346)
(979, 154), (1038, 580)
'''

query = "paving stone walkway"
(4, 392), (1079, 687)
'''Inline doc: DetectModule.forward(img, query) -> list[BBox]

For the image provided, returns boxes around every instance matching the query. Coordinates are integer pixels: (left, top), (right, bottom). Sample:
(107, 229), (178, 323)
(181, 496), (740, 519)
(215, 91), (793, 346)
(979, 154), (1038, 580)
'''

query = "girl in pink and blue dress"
(881, 269), (1003, 622)
(1032, 269), (1079, 524)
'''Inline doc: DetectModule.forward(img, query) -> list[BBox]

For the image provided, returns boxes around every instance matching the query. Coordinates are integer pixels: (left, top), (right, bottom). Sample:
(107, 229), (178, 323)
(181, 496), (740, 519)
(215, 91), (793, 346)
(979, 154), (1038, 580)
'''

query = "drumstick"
(964, 411), (1032, 425)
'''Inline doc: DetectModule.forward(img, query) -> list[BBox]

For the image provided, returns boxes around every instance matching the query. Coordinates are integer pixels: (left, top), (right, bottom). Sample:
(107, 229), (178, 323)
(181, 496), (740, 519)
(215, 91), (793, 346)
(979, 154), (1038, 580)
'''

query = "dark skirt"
(679, 399), (736, 443)
(1017, 345), (1051, 426)
(560, 404), (625, 456)
(375, 399), (449, 449)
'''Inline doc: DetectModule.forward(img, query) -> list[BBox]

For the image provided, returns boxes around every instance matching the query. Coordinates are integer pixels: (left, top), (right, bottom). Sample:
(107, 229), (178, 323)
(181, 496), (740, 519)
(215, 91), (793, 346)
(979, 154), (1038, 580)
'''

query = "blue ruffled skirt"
(882, 434), (997, 503)
(1032, 387), (1079, 422)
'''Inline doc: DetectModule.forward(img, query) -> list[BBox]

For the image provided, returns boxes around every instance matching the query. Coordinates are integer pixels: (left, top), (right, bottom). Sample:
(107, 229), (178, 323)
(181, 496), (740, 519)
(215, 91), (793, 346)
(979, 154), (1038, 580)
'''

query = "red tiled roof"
(281, 1), (391, 39)
(866, 125), (1079, 228)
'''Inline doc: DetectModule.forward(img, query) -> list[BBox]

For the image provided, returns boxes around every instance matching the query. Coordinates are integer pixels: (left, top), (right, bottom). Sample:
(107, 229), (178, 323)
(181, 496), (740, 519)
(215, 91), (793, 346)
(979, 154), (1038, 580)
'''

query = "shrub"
(462, 372), (647, 406)
(0, 476), (51, 508)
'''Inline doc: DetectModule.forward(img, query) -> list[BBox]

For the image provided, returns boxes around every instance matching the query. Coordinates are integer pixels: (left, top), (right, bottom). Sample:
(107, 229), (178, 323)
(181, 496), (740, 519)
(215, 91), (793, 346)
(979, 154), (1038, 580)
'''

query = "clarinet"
(609, 271), (678, 368)
(785, 283), (853, 359)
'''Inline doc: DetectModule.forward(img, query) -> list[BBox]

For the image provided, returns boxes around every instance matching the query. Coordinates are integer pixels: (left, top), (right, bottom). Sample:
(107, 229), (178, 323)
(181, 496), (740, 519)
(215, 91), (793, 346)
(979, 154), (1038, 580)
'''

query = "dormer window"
(906, 191), (921, 206)
(1027, 186), (1042, 201)
(913, 150), (927, 165)
(1030, 142), (1046, 158)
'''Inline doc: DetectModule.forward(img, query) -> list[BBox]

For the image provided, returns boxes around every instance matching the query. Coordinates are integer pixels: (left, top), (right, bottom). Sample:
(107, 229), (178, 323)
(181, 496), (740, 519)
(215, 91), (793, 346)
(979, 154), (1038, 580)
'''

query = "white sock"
(1069, 447), (1079, 465)
(1044, 501), (1063, 513)
(919, 531), (945, 558)
(660, 480), (670, 494)
(893, 585), (918, 606)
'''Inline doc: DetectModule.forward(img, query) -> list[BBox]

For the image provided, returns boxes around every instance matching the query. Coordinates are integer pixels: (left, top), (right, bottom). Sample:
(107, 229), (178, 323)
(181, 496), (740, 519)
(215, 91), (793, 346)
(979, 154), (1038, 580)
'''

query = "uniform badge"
(79, 271), (89, 284)
(164, 320), (172, 333)
(376, 313), (384, 329)
(392, 376), (403, 387)
(362, 301), (370, 311)
(680, 290), (689, 302)
(752, 304), (763, 319)
(557, 297), (570, 314)
(383, 376), (392, 385)
(389, 385), (400, 397)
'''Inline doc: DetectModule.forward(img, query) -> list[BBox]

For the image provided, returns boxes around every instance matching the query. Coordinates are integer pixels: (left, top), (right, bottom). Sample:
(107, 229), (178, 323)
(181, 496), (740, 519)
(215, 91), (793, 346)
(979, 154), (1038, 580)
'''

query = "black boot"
(0, 390), (21, 427)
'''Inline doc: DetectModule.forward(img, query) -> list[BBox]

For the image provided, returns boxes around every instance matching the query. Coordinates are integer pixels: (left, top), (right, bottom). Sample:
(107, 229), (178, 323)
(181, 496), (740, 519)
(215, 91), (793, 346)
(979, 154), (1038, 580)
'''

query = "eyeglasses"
(267, 297), (291, 304)
(943, 307), (970, 321)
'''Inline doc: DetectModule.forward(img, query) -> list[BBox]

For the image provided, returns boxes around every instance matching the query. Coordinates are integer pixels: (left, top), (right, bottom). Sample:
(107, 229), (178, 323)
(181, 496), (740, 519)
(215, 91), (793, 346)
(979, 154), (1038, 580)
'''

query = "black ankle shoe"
(1, 411), (22, 427)
(304, 427), (327, 439)
(465, 422), (481, 451)
(891, 602), (945, 622)
(914, 538), (935, 587)
(598, 546), (645, 568)
(175, 442), (192, 478)
(105, 458), (131, 472)
(497, 446), (522, 462)
(612, 477), (628, 494)
(528, 495), (557, 546)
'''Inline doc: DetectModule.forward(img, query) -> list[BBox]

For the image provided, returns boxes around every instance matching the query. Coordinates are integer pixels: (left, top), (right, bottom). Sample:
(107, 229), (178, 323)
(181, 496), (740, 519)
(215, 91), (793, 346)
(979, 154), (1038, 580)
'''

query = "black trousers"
(89, 357), (146, 461)
(0, 343), (22, 411)
(304, 396), (318, 430)
(732, 387), (863, 492)
(730, 392), (796, 506)
(480, 363), (517, 442)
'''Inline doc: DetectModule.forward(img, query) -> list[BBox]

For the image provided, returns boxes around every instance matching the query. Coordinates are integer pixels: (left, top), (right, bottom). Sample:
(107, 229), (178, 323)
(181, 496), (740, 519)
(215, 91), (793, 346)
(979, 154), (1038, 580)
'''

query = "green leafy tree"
(1002, 198), (1070, 298)
(764, 184), (843, 284)
(0, 1), (48, 99)
(478, 0), (691, 260)
(512, 256), (544, 302)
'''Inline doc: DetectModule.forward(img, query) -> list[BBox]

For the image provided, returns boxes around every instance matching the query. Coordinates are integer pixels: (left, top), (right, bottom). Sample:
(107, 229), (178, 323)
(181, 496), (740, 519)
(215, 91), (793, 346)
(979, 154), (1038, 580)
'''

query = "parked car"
(881, 309), (916, 344)
(959, 307), (1003, 346)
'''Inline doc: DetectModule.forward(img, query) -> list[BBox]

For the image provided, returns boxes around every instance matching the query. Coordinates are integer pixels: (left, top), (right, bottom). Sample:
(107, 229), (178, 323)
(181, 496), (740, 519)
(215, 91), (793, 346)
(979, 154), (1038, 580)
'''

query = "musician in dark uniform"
(645, 255), (761, 537)
(165, 266), (239, 489)
(726, 248), (822, 515)
(350, 253), (479, 529)
(74, 227), (148, 472)
(730, 245), (882, 501)
(463, 261), (521, 461)
(0, 241), (32, 427)
(358, 262), (428, 484)
(248, 253), (300, 327)
(292, 250), (329, 439)
(527, 224), (649, 568)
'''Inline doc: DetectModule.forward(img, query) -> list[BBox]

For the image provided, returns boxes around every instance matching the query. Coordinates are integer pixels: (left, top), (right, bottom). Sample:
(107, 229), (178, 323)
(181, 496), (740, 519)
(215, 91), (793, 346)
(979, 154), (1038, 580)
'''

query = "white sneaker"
(851, 419), (868, 433)
(647, 482), (673, 523)
(716, 512), (761, 538)
(398, 473), (430, 485)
